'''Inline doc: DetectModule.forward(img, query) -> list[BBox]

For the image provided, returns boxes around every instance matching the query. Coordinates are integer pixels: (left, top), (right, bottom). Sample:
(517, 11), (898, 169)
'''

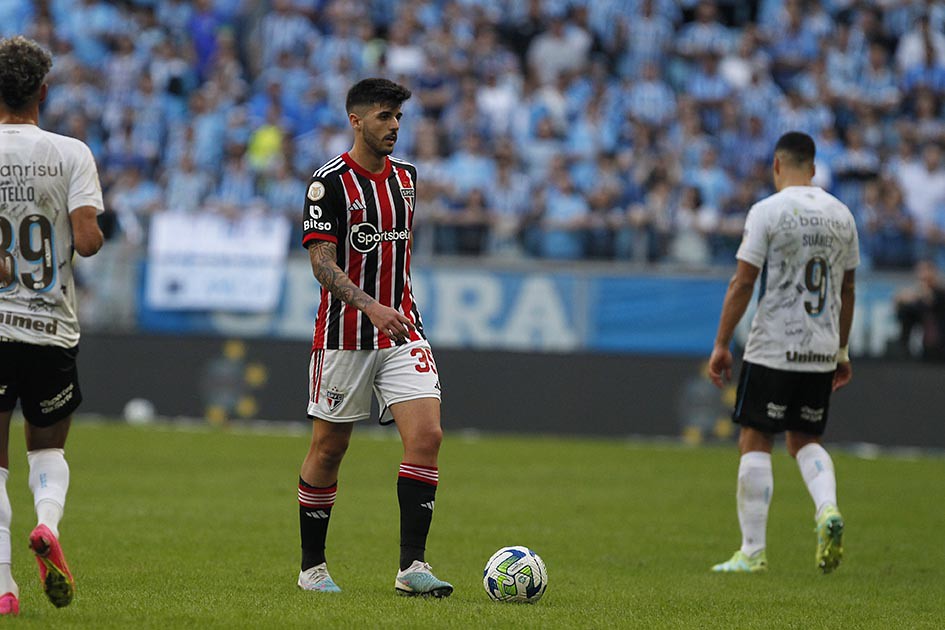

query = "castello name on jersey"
(0, 184), (35, 202)
(0, 161), (64, 178)
(785, 350), (836, 363)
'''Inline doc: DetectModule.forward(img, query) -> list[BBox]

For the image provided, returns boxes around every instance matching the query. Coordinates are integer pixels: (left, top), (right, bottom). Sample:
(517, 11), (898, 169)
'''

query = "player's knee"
(786, 441), (807, 459)
(316, 448), (346, 469)
(785, 433), (817, 458)
(412, 426), (442, 458)
(428, 424), (443, 450)
(315, 440), (349, 468)
(738, 427), (772, 455)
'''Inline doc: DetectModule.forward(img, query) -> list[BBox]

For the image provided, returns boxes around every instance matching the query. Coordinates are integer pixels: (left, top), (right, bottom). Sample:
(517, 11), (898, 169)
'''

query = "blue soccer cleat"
(394, 560), (453, 597)
(297, 563), (341, 593)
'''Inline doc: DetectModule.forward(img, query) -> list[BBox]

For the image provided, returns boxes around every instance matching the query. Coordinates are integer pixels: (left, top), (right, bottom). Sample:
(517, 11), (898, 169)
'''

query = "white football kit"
(0, 124), (104, 348)
(737, 186), (860, 373)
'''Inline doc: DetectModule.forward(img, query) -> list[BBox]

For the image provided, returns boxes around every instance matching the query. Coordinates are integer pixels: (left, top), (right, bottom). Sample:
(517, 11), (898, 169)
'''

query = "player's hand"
(364, 301), (415, 342)
(832, 361), (852, 392)
(708, 345), (733, 389)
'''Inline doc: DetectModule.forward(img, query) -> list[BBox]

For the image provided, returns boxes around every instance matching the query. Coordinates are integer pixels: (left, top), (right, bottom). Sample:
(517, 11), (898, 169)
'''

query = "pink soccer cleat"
(0, 592), (19, 616)
(29, 524), (75, 608)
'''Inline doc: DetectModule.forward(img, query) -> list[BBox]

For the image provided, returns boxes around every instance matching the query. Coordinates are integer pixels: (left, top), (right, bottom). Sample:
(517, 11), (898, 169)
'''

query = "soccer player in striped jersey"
(708, 132), (858, 574)
(295, 78), (451, 597)
(0, 36), (105, 614)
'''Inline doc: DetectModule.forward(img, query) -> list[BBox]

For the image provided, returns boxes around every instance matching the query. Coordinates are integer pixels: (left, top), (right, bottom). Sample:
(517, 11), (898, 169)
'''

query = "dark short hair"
(345, 78), (411, 114)
(774, 131), (816, 166)
(0, 36), (52, 111)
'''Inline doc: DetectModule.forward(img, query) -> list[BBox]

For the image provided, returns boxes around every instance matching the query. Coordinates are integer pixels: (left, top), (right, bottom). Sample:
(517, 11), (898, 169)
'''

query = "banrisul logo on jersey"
(349, 222), (409, 254)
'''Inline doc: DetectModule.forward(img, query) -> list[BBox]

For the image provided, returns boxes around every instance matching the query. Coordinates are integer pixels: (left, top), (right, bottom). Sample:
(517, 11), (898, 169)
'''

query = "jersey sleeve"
(301, 176), (343, 248)
(67, 141), (104, 214)
(844, 219), (861, 271)
(735, 203), (768, 268)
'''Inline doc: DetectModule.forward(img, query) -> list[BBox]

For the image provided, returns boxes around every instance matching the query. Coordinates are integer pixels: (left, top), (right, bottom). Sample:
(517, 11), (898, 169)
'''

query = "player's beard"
(366, 130), (397, 156)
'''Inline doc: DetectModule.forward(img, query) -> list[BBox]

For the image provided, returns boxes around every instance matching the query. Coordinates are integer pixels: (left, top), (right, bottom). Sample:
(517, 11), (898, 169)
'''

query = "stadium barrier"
(78, 332), (945, 449)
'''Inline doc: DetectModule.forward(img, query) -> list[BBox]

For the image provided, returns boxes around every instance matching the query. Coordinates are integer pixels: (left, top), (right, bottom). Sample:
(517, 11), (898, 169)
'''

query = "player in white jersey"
(708, 132), (858, 575)
(0, 36), (104, 614)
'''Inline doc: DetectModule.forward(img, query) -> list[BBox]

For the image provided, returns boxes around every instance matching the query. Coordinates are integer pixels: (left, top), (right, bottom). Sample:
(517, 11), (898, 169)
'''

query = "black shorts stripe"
(734, 361), (752, 418)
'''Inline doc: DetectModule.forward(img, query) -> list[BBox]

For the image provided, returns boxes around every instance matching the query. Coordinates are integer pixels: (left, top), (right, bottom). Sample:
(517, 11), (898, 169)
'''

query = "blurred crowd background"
(5, 0), (945, 270)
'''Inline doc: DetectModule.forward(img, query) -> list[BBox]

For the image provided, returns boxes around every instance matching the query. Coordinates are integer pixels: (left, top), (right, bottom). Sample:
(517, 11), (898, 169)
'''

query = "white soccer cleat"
(394, 560), (453, 597)
(297, 563), (341, 593)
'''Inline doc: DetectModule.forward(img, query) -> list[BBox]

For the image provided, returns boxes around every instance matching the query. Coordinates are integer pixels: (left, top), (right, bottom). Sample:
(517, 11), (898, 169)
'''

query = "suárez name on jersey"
(802, 234), (834, 247)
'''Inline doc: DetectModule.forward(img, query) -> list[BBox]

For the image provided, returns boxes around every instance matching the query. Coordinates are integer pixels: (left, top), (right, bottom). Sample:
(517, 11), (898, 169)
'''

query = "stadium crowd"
(5, 0), (945, 269)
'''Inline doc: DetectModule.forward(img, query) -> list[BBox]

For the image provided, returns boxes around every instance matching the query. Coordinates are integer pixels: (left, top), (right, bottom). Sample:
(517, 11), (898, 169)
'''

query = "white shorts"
(307, 340), (441, 423)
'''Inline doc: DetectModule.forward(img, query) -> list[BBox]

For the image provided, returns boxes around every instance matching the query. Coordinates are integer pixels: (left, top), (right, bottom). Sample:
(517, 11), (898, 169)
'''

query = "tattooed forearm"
(308, 241), (375, 311)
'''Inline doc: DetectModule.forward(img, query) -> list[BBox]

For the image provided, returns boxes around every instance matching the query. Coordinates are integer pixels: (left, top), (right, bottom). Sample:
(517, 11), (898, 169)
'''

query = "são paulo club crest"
(326, 387), (345, 410)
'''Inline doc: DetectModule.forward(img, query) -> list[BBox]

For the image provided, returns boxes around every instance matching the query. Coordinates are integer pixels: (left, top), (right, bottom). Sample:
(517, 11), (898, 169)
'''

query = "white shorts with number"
(307, 340), (441, 423)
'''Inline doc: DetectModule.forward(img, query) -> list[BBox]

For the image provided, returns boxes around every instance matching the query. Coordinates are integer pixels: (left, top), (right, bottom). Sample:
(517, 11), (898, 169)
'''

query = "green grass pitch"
(2, 420), (943, 628)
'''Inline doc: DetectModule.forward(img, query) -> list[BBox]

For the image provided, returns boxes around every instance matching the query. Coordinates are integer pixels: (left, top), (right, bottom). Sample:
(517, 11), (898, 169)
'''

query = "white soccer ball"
(483, 546), (548, 603)
(123, 398), (155, 425)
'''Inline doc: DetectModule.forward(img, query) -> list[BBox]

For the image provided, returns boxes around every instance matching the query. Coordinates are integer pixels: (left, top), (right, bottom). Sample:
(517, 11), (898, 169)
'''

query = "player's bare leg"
(25, 416), (74, 607)
(300, 419), (352, 486)
(713, 427), (773, 573)
(297, 419), (351, 593)
(390, 398), (451, 597)
(788, 431), (843, 573)
(0, 411), (11, 471)
(738, 426), (774, 455)
(0, 411), (17, 615)
(392, 397), (442, 468)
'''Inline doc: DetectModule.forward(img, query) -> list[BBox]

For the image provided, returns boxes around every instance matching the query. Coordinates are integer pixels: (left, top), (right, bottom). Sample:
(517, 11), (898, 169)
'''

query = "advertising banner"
(144, 213), (290, 312)
(137, 256), (905, 357)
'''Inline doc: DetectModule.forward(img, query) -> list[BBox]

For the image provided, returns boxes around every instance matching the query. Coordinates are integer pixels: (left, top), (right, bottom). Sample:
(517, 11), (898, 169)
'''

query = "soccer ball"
(482, 546), (548, 603)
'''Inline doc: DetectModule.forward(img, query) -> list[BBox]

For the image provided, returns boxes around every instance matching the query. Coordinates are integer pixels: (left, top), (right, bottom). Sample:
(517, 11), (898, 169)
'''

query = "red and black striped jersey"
(301, 152), (425, 350)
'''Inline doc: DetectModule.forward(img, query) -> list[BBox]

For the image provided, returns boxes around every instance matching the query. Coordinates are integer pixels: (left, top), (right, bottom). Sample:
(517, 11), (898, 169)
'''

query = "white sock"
(28, 449), (69, 538)
(796, 443), (837, 520)
(737, 451), (773, 557)
(0, 468), (17, 597)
